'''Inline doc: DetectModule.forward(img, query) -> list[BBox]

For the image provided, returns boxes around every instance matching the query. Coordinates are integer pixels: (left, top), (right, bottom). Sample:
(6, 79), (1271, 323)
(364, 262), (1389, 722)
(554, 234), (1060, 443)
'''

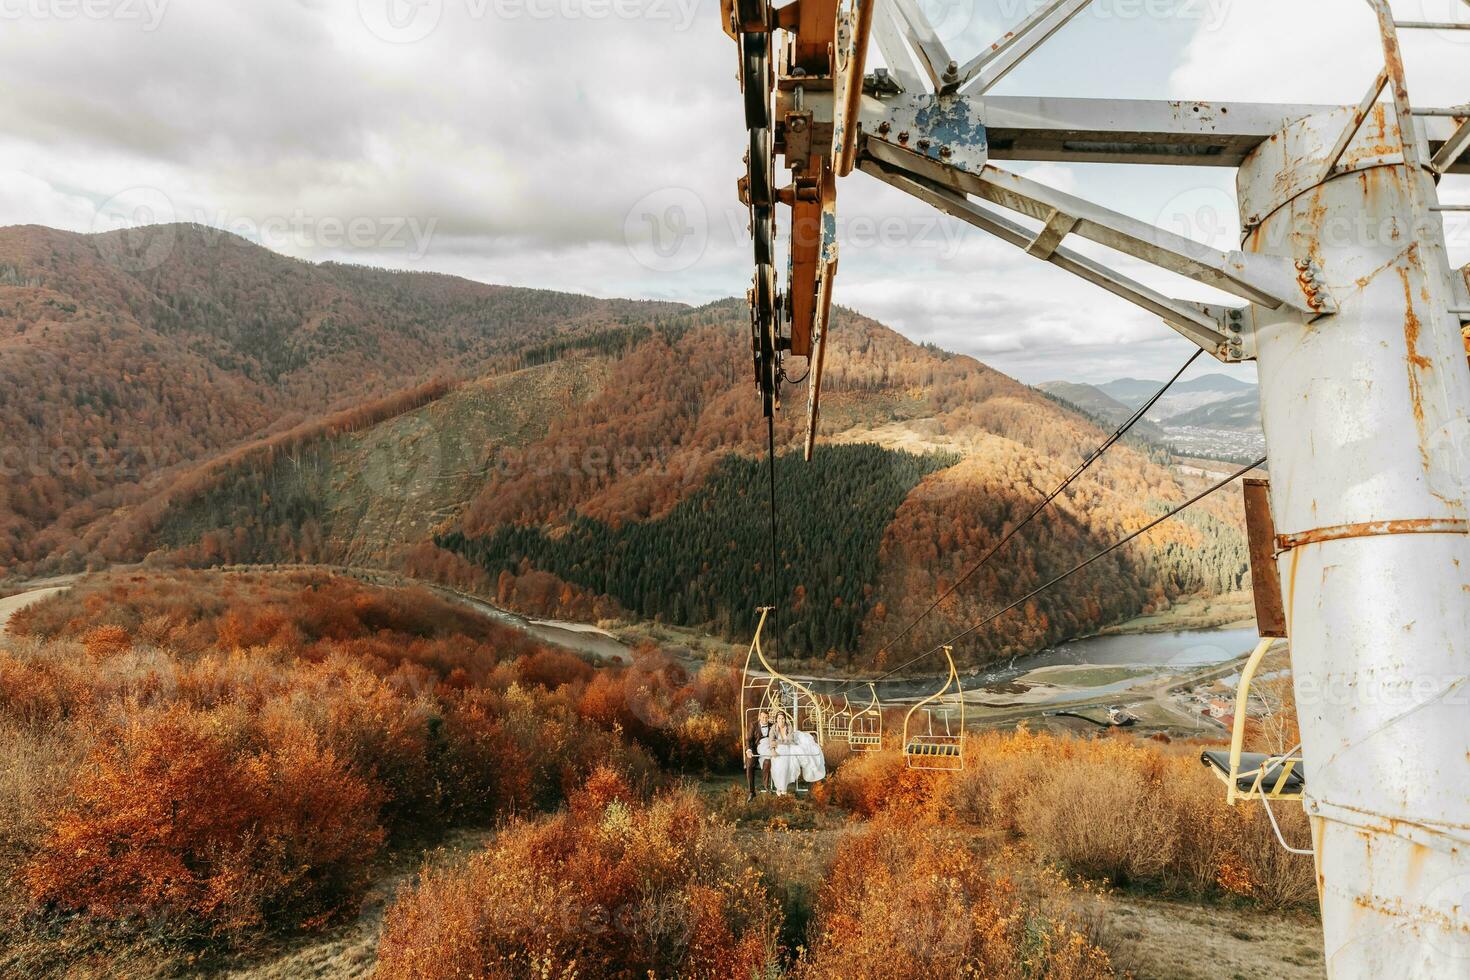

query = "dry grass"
(824, 727), (1317, 910)
(374, 786), (781, 979)
(794, 820), (1115, 979)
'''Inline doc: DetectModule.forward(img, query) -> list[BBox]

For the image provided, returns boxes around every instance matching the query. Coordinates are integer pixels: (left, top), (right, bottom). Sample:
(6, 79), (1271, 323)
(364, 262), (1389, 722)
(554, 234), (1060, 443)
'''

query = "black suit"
(745, 719), (771, 793)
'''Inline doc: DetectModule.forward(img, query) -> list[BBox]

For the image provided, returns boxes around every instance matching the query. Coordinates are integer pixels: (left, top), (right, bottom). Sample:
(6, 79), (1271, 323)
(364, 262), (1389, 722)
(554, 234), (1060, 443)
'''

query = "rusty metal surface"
(1243, 478), (1288, 638)
(1242, 43), (1470, 967)
(1274, 518), (1469, 554)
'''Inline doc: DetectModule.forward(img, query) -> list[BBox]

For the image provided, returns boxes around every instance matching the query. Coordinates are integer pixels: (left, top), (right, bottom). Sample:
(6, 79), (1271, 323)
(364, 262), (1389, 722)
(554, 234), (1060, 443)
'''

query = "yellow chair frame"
(848, 683), (883, 752)
(1206, 637), (1305, 804)
(739, 607), (826, 754)
(821, 693), (853, 743)
(902, 646), (965, 772)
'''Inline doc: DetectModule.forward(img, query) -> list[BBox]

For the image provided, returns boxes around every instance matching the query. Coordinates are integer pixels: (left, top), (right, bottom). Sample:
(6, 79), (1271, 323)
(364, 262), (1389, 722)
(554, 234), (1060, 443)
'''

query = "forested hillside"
(440, 444), (959, 658)
(2, 227), (1250, 665)
(0, 223), (680, 573)
(436, 303), (1250, 665)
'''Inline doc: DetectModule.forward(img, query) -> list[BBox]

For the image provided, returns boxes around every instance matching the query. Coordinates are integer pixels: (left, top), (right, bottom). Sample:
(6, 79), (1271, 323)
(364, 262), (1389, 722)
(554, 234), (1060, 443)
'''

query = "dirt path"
(1107, 895), (1325, 979)
(216, 828), (494, 980)
(0, 585), (70, 634)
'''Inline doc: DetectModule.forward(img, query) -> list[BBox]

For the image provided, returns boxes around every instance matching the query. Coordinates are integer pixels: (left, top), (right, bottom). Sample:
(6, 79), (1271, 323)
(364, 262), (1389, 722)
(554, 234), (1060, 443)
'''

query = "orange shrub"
(824, 727), (1317, 910)
(824, 747), (938, 818)
(375, 790), (780, 979)
(23, 705), (383, 934)
(796, 820), (1113, 979)
(81, 624), (132, 658)
(574, 649), (740, 773)
(2, 568), (742, 956)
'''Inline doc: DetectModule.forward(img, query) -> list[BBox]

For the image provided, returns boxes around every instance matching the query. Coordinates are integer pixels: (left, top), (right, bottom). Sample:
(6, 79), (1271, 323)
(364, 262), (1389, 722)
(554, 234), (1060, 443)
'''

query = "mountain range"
(0, 224), (1250, 666)
(1039, 372), (1264, 461)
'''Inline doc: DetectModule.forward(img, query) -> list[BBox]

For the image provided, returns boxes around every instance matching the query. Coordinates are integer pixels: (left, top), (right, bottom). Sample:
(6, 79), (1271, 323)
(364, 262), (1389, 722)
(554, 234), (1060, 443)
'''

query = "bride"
(759, 712), (826, 794)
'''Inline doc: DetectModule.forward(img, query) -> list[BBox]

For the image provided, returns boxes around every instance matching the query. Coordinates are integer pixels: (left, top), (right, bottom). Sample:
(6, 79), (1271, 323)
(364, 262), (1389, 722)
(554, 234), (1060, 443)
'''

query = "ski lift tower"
(724, 0), (1470, 974)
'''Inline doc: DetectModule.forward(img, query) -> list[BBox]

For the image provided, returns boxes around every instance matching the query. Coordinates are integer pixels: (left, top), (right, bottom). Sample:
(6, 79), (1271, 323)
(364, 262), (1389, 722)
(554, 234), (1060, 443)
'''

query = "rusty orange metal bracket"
(1274, 517), (1469, 556)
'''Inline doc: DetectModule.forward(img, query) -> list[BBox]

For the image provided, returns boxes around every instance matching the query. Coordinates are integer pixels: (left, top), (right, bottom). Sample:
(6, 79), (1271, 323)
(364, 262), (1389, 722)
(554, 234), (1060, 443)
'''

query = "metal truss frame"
(728, 0), (1470, 454)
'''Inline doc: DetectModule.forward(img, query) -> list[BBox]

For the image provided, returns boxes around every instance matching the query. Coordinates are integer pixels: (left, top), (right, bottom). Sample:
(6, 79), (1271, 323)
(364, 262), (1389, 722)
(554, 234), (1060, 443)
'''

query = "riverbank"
(1100, 590), (1256, 635)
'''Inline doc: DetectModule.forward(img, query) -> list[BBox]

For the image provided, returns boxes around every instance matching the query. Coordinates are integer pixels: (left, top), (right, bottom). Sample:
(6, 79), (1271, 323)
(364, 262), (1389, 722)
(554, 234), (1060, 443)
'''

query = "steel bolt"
(944, 60), (958, 78)
(897, 130), (909, 144)
(939, 145), (952, 158)
(916, 138), (931, 151)
(1295, 258), (1311, 271)
(878, 120), (891, 135)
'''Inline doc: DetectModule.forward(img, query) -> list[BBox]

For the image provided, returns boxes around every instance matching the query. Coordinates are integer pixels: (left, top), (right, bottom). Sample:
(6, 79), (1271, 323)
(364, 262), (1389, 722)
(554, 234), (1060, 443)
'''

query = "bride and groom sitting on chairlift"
(745, 708), (826, 801)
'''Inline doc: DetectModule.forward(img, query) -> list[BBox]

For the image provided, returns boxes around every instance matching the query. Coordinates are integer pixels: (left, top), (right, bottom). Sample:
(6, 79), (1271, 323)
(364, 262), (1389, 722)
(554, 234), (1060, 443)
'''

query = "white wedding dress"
(759, 729), (827, 794)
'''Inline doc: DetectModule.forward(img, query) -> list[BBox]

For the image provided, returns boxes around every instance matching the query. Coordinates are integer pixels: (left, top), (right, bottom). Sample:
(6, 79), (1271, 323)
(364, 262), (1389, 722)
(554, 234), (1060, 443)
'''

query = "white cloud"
(0, 0), (1459, 384)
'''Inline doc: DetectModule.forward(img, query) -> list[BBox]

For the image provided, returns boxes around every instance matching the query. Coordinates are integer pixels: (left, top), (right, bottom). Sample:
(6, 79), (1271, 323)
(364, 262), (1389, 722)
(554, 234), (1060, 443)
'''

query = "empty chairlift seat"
(1201, 637), (1307, 803)
(847, 683), (883, 752)
(1201, 750), (1306, 797)
(902, 646), (965, 773)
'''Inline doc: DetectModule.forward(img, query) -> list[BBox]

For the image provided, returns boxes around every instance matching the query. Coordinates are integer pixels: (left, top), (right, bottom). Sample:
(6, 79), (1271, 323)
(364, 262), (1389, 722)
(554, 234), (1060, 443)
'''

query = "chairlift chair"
(1200, 637), (1306, 803)
(739, 607), (827, 753)
(848, 683), (883, 752)
(821, 693), (853, 743)
(902, 646), (965, 772)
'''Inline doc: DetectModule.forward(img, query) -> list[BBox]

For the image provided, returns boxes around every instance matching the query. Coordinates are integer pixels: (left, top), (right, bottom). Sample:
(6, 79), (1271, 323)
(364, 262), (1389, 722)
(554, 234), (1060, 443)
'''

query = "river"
(797, 624), (1261, 708)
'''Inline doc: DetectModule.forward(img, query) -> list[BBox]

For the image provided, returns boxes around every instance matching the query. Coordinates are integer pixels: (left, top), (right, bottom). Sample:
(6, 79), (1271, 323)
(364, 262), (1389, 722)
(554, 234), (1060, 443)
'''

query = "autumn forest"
(0, 222), (1311, 980)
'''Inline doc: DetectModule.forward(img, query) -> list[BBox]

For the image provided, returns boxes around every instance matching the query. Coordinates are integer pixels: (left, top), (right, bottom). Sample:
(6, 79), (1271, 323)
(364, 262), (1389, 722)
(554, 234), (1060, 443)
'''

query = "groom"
(745, 709), (772, 801)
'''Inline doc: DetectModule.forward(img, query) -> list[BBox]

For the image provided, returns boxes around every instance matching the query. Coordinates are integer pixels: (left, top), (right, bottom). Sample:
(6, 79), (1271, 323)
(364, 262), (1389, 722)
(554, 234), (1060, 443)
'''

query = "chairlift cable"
(863, 347), (1205, 674)
(841, 453), (1265, 693)
(766, 411), (781, 669)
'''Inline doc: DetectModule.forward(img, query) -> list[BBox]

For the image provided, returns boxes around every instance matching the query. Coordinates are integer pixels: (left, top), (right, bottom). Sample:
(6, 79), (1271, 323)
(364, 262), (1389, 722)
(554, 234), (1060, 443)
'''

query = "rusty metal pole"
(1240, 100), (1470, 975)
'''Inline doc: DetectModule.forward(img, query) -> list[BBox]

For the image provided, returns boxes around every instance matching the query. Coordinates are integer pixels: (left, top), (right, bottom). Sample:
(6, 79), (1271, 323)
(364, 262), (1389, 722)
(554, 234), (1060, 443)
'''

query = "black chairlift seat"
(905, 741), (962, 758)
(1200, 750), (1306, 795)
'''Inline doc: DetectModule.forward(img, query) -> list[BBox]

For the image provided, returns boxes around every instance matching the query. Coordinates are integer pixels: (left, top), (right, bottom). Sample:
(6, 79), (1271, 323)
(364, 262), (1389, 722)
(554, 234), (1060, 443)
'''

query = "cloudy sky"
(0, 0), (1466, 382)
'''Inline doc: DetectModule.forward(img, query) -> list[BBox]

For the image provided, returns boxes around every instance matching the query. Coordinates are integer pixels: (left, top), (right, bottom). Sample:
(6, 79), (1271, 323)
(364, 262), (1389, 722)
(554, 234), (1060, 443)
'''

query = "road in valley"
(0, 584), (71, 634)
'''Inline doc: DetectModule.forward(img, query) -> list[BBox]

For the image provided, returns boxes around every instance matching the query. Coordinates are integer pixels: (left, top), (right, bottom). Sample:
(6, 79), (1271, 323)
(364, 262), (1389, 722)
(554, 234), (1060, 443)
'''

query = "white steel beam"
(971, 96), (1470, 170)
(1319, 68), (1389, 182)
(859, 159), (1239, 359)
(1429, 115), (1470, 174)
(957, 0), (1094, 96)
(869, 1), (924, 95)
(887, 0), (952, 92)
(790, 93), (1470, 170)
(864, 137), (1330, 315)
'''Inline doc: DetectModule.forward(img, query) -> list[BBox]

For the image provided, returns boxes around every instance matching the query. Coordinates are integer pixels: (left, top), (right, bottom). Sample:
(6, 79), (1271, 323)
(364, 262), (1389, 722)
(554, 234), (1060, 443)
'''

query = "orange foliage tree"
(375, 788), (780, 979)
